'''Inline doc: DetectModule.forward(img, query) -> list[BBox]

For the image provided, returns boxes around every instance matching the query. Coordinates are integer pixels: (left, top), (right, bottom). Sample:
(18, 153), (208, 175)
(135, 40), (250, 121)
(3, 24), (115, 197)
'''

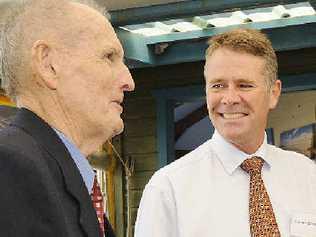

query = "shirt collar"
(211, 130), (270, 175)
(54, 129), (95, 194)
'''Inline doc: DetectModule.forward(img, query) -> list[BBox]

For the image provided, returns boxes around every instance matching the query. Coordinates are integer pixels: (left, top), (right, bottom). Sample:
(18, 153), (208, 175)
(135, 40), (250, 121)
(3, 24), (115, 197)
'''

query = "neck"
(18, 94), (106, 156)
(228, 134), (265, 155)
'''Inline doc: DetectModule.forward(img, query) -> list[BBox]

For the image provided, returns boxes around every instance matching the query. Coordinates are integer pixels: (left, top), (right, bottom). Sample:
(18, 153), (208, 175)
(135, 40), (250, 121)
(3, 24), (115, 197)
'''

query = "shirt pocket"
(290, 212), (316, 237)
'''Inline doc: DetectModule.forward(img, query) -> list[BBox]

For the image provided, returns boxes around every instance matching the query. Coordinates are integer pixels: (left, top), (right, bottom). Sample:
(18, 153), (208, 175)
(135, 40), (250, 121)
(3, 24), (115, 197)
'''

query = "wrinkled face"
(204, 48), (280, 152)
(55, 4), (134, 139)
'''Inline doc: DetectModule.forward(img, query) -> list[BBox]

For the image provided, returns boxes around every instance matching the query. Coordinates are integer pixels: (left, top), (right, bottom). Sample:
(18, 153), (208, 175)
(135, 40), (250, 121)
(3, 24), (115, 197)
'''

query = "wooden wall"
(120, 48), (316, 236)
(269, 90), (316, 146)
(123, 97), (157, 236)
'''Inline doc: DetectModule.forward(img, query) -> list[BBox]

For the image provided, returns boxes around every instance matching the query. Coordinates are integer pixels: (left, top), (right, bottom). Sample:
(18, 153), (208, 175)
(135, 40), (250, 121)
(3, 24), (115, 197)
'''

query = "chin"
(111, 120), (124, 137)
(219, 129), (245, 143)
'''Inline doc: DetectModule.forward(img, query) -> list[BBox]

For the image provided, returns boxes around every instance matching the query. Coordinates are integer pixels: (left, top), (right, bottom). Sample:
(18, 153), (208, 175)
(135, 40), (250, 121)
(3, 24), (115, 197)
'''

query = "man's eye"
(239, 84), (253, 88)
(103, 52), (115, 62)
(211, 83), (224, 89)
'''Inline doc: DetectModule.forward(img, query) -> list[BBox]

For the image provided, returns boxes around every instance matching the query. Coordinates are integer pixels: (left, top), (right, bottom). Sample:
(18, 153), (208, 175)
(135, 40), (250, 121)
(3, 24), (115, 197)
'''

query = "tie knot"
(241, 156), (264, 174)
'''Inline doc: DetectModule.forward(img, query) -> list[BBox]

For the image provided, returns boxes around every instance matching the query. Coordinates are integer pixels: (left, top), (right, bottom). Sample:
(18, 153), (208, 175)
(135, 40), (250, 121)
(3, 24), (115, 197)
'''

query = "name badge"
(290, 213), (316, 237)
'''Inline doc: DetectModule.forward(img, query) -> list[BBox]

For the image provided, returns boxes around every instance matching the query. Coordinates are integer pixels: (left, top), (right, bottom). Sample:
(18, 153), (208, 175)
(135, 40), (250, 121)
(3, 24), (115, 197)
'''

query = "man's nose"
(221, 87), (241, 105)
(121, 64), (135, 92)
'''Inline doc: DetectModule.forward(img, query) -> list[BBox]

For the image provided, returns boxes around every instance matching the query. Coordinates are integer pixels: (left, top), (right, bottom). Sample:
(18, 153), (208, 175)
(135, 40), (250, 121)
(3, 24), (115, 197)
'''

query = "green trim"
(116, 29), (152, 64)
(110, 0), (304, 26)
(153, 93), (176, 168)
(282, 73), (316, 92)
(118, 16), (316, 67)
(146, 15), (316, 45)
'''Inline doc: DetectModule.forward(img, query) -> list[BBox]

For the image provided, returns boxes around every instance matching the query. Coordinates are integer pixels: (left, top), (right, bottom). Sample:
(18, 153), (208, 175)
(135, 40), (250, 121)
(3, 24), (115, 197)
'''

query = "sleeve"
(134, 173), (179, 237)
(0, 145), (67, 237)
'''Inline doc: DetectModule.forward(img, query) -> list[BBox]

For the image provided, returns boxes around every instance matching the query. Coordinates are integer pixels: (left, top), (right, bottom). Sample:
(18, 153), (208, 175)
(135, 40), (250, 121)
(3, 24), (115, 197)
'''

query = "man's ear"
(31, 40), (58, 90)
(269, 79), (282, 110)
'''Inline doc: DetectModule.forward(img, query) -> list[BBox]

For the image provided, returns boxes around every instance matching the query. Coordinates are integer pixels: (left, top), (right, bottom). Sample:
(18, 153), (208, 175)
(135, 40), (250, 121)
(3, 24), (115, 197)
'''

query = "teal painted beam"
(151, 20), (316, 66)
(110, 0), (303, 26)
(118, 16), (316, 67)
(146, 15), (316, 45)
(152, 92), (175, 168)
(155, 98), (169, 168)
(116, 29), (152, 64)
(282, 73), (316, 92)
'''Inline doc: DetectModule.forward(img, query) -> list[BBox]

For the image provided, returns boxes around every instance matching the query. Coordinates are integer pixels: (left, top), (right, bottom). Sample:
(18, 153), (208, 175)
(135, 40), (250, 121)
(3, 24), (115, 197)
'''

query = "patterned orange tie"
(241, 157), (280, 237)
(91, 176), (105, 236)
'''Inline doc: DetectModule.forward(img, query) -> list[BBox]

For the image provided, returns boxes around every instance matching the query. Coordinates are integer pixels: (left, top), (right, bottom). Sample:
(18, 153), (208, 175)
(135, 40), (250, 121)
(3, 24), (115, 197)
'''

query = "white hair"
(0, 0), (107, 101)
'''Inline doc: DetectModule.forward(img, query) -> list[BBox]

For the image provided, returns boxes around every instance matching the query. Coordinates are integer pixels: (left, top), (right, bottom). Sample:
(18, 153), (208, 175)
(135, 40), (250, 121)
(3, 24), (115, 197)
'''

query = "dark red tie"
(91, 176), (105, 236)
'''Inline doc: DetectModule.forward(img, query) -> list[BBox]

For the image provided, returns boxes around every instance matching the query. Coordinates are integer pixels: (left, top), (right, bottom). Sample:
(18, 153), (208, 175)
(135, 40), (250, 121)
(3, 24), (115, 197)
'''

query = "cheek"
(206, 93), (219, 110)
(97, 68), (115, 91)
(87, 72), (112, 96)
(251, 99), (270, 120)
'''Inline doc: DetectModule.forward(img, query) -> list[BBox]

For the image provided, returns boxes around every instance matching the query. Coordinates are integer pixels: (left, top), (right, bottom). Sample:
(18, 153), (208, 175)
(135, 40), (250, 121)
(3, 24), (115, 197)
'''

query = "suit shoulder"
(0, 125), (31, 145)
(0, 125), (48, 165)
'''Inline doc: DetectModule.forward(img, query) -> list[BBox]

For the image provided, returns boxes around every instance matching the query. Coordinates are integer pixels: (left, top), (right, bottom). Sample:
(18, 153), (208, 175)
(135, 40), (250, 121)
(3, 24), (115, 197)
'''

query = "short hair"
(205, 28), (278, 88)
(0, 0), (107, 101)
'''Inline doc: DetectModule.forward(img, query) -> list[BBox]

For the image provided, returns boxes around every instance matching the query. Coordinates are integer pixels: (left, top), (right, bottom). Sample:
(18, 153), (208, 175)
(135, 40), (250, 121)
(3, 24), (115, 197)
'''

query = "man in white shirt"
(134, 29), (316, 237)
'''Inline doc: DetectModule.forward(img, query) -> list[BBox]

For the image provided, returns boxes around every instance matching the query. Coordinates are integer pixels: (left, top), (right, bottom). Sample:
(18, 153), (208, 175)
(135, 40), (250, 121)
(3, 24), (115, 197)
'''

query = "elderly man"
(135, 29), (316, 237)
(0, 0), (134, 236)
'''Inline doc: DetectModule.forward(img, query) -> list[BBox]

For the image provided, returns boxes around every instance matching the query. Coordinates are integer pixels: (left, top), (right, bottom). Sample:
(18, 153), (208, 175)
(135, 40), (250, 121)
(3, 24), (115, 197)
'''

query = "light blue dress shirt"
(54, 129), (95, 194)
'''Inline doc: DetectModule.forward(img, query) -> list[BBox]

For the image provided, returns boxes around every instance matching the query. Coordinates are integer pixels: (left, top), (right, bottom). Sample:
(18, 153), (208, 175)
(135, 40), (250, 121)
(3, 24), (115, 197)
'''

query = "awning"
(112, 1), (316, 68)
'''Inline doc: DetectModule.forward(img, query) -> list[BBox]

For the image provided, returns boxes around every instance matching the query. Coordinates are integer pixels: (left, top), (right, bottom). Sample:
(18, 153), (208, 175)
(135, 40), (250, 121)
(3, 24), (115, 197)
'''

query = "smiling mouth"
(219, 113), (248, 119)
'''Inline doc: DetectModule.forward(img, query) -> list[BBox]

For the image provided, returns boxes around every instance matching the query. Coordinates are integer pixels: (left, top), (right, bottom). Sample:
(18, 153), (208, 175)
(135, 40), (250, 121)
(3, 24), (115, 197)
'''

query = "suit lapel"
(11, 108), (100, 237)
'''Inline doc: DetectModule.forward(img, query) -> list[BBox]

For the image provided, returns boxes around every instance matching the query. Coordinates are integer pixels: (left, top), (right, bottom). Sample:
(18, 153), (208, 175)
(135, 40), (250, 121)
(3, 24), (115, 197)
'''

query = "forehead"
(205, 48), (265, 79)
(67, 3), (122, 51)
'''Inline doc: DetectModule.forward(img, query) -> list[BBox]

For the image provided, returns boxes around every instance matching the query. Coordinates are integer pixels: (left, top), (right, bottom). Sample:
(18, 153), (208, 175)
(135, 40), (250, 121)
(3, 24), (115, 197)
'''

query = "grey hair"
(0, 0), (107, 102)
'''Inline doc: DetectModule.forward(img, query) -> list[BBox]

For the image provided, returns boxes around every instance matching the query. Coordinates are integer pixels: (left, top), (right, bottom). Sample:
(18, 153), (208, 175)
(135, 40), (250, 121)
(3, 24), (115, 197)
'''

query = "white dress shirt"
(135, 130), (316, 237)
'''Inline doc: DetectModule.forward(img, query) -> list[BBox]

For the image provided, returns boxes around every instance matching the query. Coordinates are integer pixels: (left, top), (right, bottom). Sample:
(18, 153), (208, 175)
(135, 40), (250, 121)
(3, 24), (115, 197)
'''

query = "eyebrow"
(235, 78), (256, 83)
(101, 46), (123, 58)
(207, 78), (225, 83)
(113, 46), (124, 58)
(207, 77), (255, 83)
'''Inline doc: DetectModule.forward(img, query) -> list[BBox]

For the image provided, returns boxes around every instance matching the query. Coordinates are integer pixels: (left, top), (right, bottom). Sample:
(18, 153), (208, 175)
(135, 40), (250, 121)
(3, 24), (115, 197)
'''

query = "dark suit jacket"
(0, 108), (115, 237)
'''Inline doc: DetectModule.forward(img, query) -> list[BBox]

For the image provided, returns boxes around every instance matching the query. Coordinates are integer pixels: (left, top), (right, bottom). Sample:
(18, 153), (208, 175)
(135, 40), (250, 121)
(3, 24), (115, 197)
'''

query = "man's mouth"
(112, 99), (123, 112)
(219, 112), (248, 119)
(113, 98), (123, 106)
